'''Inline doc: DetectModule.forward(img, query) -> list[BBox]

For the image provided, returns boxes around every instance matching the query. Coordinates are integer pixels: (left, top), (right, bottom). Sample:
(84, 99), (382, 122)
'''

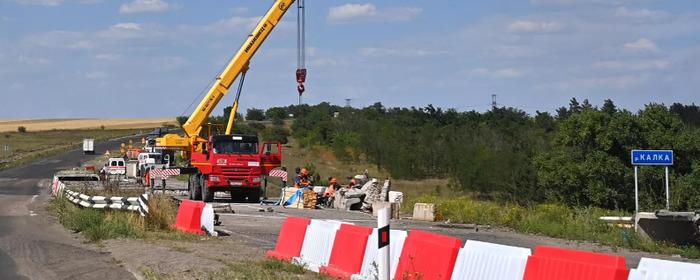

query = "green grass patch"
(48, 194), (200, 242)
(210, 259), (328, 280)
(408, 194), (700, 259)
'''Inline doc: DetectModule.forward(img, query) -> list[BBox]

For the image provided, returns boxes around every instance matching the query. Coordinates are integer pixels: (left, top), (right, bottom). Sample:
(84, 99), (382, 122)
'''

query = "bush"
(246, 108), (266, 121)
(17, 126), (26, 133)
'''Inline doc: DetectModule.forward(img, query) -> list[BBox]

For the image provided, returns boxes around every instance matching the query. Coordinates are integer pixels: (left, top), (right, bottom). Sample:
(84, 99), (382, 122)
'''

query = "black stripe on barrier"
(378, 225), (390, 249)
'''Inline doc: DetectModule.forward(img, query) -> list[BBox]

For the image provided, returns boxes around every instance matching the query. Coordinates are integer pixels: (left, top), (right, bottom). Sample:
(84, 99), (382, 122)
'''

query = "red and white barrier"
(293, 220), (344, 272)
(267, 217), (311, 261)
(320, 224), (373, 279)
(523, 246), (629, 280)
(450, 240), (530, 280)
(353, 229), (407, 280)
(268, 217), (700, 280)
(629, 257), (700, 280)
(394, 230), (462, 280)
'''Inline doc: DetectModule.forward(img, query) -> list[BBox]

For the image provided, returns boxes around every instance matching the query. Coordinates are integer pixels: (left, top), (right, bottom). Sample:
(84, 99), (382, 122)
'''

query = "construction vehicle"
(156, 0), (301, 202)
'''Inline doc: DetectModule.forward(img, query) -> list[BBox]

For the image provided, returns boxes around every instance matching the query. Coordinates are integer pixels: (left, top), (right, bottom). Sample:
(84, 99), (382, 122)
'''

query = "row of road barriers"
(267, 215), (700, 280)
(52, 178), (150, 217)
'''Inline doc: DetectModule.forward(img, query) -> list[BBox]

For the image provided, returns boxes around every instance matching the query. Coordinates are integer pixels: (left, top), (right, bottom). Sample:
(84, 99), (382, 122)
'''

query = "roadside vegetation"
(48, 194), (196, 242)
(223, 100), (700, 258)
(0, 128), (145, 171)
(406, 194), (700, 258)
(142, 259), (328, 280)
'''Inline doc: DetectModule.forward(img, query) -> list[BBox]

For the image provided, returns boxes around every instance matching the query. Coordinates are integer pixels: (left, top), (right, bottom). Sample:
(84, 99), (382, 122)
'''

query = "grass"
(48, 193), (199, 242)
(140, 259), (329, 280)
(407, 194), (700, 259)
(207, 259), (329, 280)
(0, 128), (146, 170)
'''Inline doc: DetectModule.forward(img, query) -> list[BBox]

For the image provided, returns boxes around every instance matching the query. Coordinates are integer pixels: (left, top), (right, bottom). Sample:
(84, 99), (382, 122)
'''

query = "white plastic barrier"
(450, 240), (531, 280)
(352, 229), (408, 280)
(629, 257), (700, 280)
(293, 219), (343, 272)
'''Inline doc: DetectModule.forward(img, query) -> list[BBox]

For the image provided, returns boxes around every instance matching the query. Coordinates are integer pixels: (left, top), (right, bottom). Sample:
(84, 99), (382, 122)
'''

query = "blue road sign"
(631, 150), (673, 166)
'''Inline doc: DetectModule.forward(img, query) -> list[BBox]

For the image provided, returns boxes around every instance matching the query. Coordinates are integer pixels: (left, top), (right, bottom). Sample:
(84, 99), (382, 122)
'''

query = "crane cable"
(296, 0), (307, 104)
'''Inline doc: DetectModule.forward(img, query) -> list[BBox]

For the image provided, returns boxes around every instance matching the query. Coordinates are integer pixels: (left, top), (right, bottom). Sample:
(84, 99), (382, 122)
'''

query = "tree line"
(261, 100), (700, 211)
(174, 101), (700, 211)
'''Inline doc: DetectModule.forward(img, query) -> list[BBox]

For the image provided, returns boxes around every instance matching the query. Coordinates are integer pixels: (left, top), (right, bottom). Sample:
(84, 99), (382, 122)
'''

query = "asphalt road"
(0, 137), (138, 280)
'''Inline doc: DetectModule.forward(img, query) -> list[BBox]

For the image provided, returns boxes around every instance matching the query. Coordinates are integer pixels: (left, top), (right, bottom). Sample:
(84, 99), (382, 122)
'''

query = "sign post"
(631, 149), (674, 231)
(377, 207), (390, 280)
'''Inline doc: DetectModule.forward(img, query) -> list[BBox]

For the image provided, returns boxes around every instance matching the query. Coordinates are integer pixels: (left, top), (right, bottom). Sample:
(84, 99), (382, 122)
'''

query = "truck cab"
(189, 134), (281, 202)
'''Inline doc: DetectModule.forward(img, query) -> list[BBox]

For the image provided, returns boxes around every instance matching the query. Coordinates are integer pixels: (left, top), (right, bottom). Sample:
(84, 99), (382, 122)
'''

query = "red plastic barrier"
(266, 216), (312, 261)
(394, 229), (462, 280)
(523, 246), (629, 280)
(174, 199), (206, 235)
(320, 224), (373, 279)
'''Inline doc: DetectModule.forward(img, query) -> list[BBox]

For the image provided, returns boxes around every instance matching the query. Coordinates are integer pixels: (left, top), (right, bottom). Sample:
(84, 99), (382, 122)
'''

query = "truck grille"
(220, 166), (252, 177)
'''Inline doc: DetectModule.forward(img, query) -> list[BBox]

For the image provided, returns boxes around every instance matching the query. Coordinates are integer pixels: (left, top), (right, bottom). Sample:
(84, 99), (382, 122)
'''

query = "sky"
(0, 0), (698, 118)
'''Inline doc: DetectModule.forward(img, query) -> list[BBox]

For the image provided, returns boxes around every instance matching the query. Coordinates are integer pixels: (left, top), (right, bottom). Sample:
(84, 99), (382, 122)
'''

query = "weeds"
(408, 194), (700, 259)
(48, 194), (194, 242)
(210, 259), (327, 280)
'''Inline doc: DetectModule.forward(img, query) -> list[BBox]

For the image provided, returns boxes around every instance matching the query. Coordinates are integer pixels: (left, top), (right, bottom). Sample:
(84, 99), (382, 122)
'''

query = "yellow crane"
(157, 0), (297, 152)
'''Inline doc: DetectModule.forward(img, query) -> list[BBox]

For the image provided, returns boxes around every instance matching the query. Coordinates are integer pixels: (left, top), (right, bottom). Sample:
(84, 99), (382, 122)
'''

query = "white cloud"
(359, 47), (449, 57)
(94, 53), (121, 61)
(230, 7), (249, 15)
(84, 71), (108, 79)
(615, 7), (668, 20)
(507, 20), (563, 33)
(593, 59), (670, 71)
(8, 0), (100, 6)
(328, 3), (421, 23)
(119, 0), (174, 14)
(112, 22), (142, 31)
(470, 68), (522, 79)
(16, 54), (49, 65)
(624, 38), (658, 52)
(328, 3), (377, 21)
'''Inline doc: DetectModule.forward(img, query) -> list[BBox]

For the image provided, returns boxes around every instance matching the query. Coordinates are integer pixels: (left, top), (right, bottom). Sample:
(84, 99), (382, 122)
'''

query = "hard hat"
(301, 168), (309, 176)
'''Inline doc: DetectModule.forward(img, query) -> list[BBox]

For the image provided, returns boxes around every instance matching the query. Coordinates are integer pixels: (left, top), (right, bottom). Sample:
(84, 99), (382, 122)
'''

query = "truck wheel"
(187, 175), (194, 200)
(247, 188), (261, 203)
(201, 176), (214, 202)
(191, 174), (202, 200)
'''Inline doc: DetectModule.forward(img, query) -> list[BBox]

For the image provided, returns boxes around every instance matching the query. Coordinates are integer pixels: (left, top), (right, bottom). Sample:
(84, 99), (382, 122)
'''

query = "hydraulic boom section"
(157, 0), (295, 149)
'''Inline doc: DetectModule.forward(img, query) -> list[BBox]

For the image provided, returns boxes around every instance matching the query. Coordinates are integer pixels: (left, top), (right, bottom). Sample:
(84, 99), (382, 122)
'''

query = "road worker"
(324, 177), (339, 197)
(295, 167), (312, 189)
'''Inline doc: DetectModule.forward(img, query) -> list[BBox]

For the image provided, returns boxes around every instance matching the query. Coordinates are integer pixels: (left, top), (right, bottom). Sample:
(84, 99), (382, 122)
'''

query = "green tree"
(246, 108), (266, 121)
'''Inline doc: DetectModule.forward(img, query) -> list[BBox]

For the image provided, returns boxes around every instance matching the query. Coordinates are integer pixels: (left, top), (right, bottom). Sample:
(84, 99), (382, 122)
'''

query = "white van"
(107, 158), (126, 176)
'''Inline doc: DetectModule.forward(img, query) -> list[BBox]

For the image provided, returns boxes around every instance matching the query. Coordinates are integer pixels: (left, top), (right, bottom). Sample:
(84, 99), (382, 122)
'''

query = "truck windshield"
(213, 140), (258, 154)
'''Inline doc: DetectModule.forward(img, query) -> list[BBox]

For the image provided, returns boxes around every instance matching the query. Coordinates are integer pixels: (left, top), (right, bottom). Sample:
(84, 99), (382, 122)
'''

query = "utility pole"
(491, 94), (497, 109)
(345, 99), (352, 107)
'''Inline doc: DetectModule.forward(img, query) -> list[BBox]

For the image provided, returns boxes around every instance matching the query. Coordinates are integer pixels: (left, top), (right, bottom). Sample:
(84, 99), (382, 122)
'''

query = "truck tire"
(190, 174), (202, 201)
(201, 176), (214, 202)
(247, 187), (261, 203)
(187, 175), (194, 200)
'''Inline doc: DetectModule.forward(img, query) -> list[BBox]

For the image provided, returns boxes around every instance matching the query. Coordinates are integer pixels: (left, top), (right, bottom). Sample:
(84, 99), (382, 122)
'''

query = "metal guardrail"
(57, 182), (150, 216)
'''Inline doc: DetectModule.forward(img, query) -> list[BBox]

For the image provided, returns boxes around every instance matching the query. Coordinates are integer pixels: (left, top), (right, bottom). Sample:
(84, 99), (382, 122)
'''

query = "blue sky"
(0, 0), (698, 118)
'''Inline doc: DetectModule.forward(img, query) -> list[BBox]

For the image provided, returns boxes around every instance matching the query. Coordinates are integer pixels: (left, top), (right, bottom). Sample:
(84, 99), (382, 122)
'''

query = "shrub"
(17, 126), (26, 133)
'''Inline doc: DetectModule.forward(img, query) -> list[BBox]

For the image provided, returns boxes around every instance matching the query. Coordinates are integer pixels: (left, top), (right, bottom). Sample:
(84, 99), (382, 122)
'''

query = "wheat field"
(0, 118), (176, 132)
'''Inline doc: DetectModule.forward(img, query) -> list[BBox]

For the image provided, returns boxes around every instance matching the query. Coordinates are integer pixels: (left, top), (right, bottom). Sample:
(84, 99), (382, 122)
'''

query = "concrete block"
(372, 201), (400, 219)
(412, 203), (436, 221)
(635, 211), (700, 245)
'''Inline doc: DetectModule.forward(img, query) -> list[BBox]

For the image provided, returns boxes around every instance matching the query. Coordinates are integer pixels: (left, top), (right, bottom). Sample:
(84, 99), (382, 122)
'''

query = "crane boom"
(182, 0), (295, 138)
